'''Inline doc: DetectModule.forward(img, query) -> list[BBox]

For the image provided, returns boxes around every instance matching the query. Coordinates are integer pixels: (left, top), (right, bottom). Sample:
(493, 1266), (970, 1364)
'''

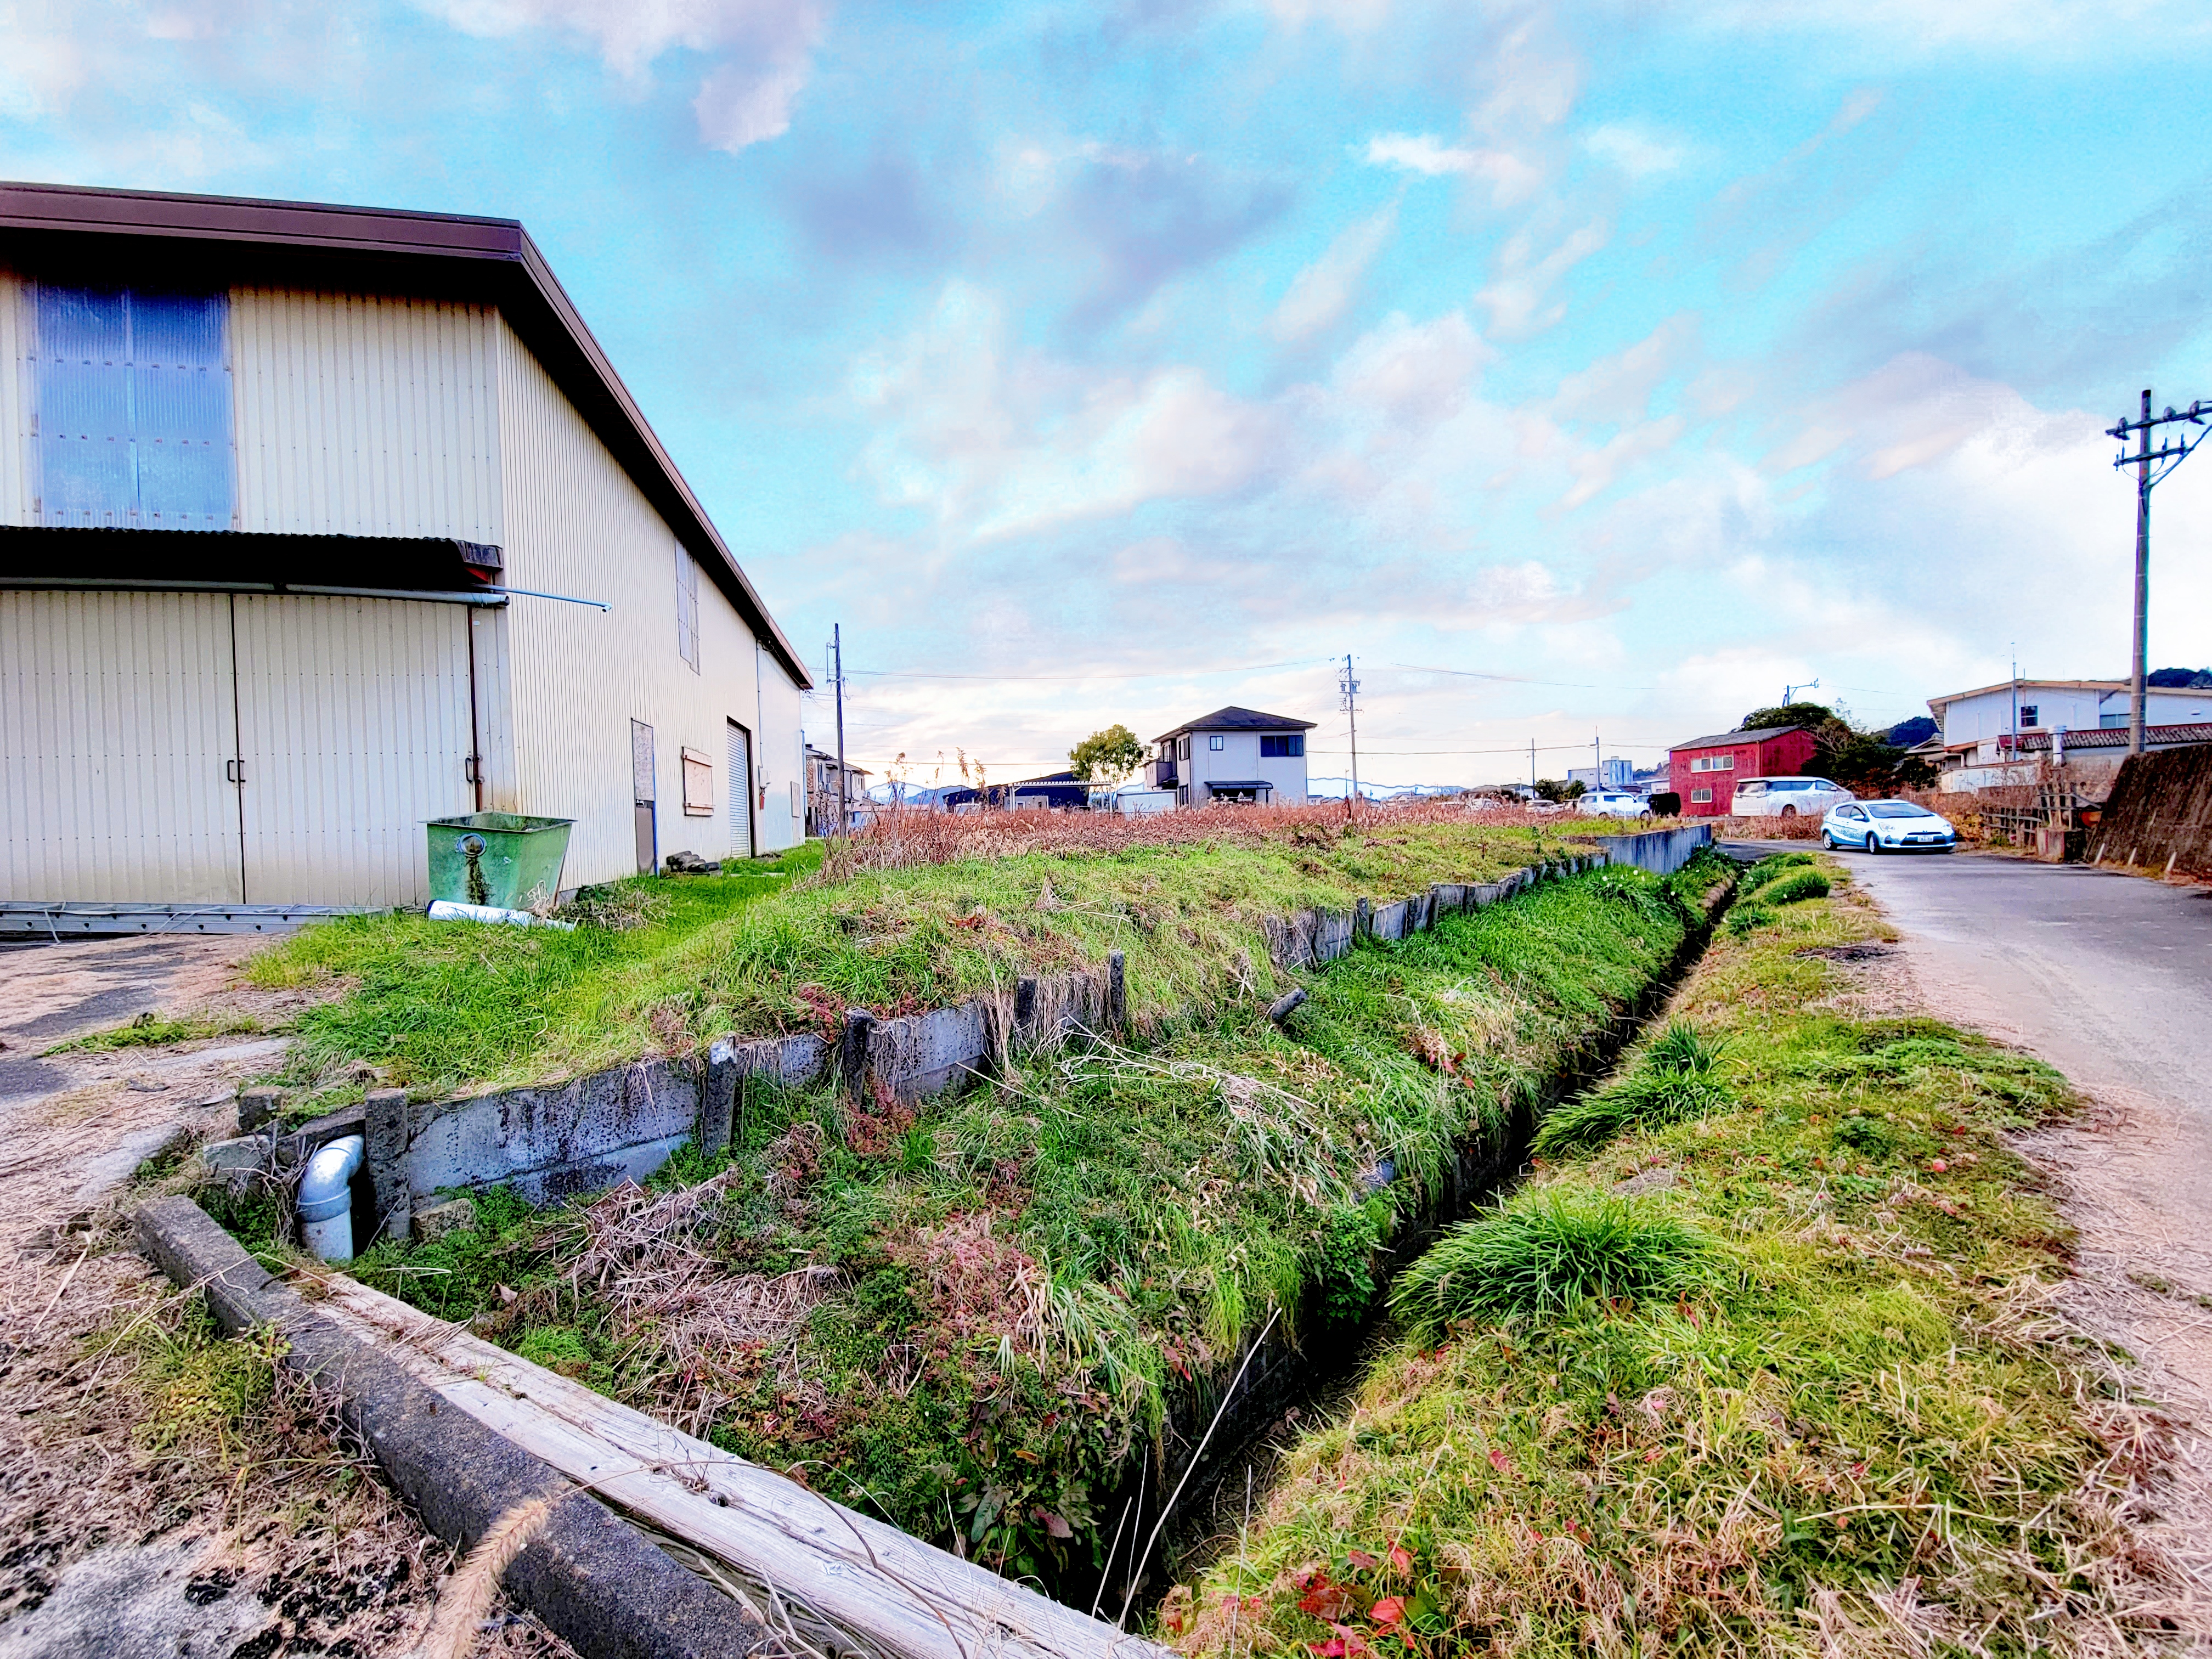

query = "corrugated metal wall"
(0, 270), (32, 526)
(233, 596), (475, 906)
(0, 591), (244, 901)
(230, 287), (504, 541)
(494, 318), (800, 883)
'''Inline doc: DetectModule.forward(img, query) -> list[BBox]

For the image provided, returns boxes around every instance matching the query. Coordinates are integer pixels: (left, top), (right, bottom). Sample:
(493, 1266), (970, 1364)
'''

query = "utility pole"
(1593, 729), (1601, 786)
(1529, 738), (1537, 790)
(831, 624), (848, 841)
(1783, 679), (1819, 709)
(2009, 642), (2019, 772)
(2107, 390), (2211, 755)
(1339, 653), (1361, 817)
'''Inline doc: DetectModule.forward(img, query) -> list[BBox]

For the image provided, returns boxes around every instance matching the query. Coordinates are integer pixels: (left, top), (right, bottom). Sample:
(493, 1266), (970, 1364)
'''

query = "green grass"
(313, 846), (1730, 1585)
(1390, 1190), (1717, 1334)
(1167, 860), (2175, 1657)
(246, 823), (1616, 1110)
(44, 1010), (267, 1055)
(1532, 1017), (1736, 1155)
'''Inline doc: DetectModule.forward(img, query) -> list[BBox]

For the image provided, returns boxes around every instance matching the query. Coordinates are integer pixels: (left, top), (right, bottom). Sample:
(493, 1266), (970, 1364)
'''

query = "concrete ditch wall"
(208, 842), (1704, 1235)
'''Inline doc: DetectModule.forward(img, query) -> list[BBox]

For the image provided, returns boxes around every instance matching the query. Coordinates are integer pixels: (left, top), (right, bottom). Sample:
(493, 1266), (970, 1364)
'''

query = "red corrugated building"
(1667, 724), (1819, 816)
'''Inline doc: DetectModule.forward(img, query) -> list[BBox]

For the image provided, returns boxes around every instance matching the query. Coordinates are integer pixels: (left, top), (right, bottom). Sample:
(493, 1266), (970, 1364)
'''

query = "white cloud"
(1362, 133), (1541, 204)
(1551, 315), (1700, 424)
(854, 281), (1279, 541)
(1475, 217), (1610, 338)
(1256, 0), (1391, 31)
(1269, 204), (1397, 344)
(415, 0), (825, 151)
(1585, 123), (1685, 179)
(1331, 309), (1491, 427)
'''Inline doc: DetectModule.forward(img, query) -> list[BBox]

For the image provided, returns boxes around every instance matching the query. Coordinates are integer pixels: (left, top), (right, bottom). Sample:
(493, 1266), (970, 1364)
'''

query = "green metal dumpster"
(426, 813), (575, 911)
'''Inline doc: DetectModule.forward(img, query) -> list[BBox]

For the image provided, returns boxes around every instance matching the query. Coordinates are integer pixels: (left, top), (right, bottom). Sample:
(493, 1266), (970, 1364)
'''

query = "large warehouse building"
(0, 182), (812, 921)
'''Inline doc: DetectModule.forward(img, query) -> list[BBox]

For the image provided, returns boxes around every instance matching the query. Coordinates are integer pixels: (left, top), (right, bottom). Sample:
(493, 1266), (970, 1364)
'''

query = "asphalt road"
(1804, 844), (2212, 1227)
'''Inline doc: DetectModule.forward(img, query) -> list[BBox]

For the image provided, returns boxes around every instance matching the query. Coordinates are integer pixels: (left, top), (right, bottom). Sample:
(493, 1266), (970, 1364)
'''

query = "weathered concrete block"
(1354, 896), (1372, 938)
(199, 1135), (266, 1172)
(699, 1039), (739, 1158)
(236, 1087), (282, 1134)
(1408, 891), (1434, 934)
(364, 1088), (411, 1248)
(866, 1001), (990, 1099)
(406, 1060), (702, 1201)
(1434, 882), (1467, 915)
(1372, 900), (1407, 941)
(1313, 910), (1353, 963)
(413, 1195), (476, 1241)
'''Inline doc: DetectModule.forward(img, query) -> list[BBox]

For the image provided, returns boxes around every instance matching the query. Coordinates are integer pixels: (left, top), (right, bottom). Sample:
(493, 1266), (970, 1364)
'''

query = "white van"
(1731, 777), (1853, 819)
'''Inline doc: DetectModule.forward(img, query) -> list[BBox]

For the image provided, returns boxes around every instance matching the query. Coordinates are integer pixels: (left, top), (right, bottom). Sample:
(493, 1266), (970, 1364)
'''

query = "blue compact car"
(1820, 799), (1958, 853)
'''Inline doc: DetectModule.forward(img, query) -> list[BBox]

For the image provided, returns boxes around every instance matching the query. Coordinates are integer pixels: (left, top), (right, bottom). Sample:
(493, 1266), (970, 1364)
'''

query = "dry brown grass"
(0, 1246), (577, 1658)
(827, 797), (1595, 876)
(563, 1173), (841, 1437)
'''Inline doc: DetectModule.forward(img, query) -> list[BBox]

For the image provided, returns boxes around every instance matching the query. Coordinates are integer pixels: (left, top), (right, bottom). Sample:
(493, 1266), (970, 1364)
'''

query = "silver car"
(1577, 790), (1654, 822)
(1821, 799), (1958, 853)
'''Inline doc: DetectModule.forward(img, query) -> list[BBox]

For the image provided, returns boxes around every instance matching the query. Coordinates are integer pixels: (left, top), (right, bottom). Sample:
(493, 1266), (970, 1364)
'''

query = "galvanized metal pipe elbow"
(298, 1133), (365, 1262)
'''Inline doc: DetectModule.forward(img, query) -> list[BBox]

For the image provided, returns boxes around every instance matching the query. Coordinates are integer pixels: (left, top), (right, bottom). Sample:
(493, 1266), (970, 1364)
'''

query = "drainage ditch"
(1076, 862), (1741, 1625)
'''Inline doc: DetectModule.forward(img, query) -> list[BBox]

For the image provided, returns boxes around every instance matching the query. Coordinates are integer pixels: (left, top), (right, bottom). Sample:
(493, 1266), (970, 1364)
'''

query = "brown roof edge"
(0, 180), (811, 689)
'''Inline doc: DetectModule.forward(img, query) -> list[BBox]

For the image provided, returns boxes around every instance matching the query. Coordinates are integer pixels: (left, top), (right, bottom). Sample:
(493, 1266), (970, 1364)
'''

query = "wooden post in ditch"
(1355, 896), (1372, 938)
(1107, 951), (1126, 1030)
(1014, 975), (1037, 1040)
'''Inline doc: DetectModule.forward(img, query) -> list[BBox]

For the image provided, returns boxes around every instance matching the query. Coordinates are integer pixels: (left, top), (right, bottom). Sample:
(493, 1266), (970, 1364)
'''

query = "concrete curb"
(133, 1194), (771, 1659)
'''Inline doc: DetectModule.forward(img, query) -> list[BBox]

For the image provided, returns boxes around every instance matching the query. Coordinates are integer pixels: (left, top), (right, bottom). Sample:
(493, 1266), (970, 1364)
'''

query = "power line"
(848, 657), (1332, 684)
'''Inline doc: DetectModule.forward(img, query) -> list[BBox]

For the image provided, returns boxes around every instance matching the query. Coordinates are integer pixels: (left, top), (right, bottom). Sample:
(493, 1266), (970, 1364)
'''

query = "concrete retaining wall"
(211, 846), (1697, 1235)
(2091, 747), (2212, 876)
(1593, 823), (1712, 876)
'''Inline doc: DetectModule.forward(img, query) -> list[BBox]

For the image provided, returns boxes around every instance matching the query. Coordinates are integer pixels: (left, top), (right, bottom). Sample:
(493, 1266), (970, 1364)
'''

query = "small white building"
(1147, 706), (1313, 806)
(0, 183), (812, 916)
(1927, 678), (2212, 789)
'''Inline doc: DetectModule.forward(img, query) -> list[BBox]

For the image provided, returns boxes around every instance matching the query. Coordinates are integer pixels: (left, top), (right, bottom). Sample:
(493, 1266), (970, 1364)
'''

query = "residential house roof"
(1925, 679), (2121, 712)
(0, 180), (810, 688)
(2013, 723), (2212, 753)
(1153, 705), (1316, 742)
(1670, 724), (1808, 753)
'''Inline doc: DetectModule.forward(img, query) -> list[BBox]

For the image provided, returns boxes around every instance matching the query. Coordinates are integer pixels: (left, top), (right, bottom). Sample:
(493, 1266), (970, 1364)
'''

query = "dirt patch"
(0, 935), (573, 1658)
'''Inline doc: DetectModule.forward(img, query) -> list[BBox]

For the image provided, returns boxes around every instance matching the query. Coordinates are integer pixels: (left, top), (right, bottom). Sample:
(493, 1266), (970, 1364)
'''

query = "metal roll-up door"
(726, 721), (753, 860)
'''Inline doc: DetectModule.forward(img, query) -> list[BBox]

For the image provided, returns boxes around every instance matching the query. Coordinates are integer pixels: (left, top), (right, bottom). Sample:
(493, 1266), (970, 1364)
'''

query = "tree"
(1737, 701), (1845, 738)
(1533, 778), (1572, 802)
(1068, 723), (1146, 785)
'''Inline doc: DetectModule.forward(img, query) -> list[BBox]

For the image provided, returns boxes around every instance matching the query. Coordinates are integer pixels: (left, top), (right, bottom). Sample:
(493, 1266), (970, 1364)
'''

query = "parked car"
(1577, 790), (1654, 822)
(1821, 799), (1958, 853)
(1730, 777), (1853, 819)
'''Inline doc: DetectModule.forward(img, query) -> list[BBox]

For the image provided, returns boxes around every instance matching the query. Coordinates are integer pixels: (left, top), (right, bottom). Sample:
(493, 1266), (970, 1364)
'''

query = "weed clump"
(1754, 868), (1830, 906)
(1534, 1019), (1734, 1154)
(1390, 1190), (1716, 1335)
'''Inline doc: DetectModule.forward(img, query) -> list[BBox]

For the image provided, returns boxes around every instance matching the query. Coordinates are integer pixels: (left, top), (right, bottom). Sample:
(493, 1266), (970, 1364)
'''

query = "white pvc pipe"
(427, 900), (576, 930)
(299, 1133), (365, 1262)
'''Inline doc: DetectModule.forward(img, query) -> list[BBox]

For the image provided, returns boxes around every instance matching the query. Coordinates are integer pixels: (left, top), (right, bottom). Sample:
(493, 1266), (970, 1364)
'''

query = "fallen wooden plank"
(308, 1271), (1170, 1659)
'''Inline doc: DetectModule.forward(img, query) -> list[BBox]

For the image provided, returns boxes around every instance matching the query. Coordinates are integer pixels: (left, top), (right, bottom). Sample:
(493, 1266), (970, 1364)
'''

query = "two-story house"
(1148, 706), (1314, 806)
(0, 182), (812, 918)
(1926, 678), (2212, 789)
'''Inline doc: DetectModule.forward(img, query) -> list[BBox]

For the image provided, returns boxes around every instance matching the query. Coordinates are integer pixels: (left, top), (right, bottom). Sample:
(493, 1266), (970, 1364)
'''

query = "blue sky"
(7, 0), (2212, 787)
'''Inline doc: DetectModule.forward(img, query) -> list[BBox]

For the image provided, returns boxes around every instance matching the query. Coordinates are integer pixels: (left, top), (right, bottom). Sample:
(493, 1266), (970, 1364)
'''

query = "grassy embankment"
(244, 820), (1603, 1113)
(1165, 855), (2187, 1656)
(236, 830), (1729, 1587)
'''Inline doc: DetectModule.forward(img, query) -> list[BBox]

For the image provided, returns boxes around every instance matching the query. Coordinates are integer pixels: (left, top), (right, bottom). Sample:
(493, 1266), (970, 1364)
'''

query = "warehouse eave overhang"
(0, 180), (811, 687)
